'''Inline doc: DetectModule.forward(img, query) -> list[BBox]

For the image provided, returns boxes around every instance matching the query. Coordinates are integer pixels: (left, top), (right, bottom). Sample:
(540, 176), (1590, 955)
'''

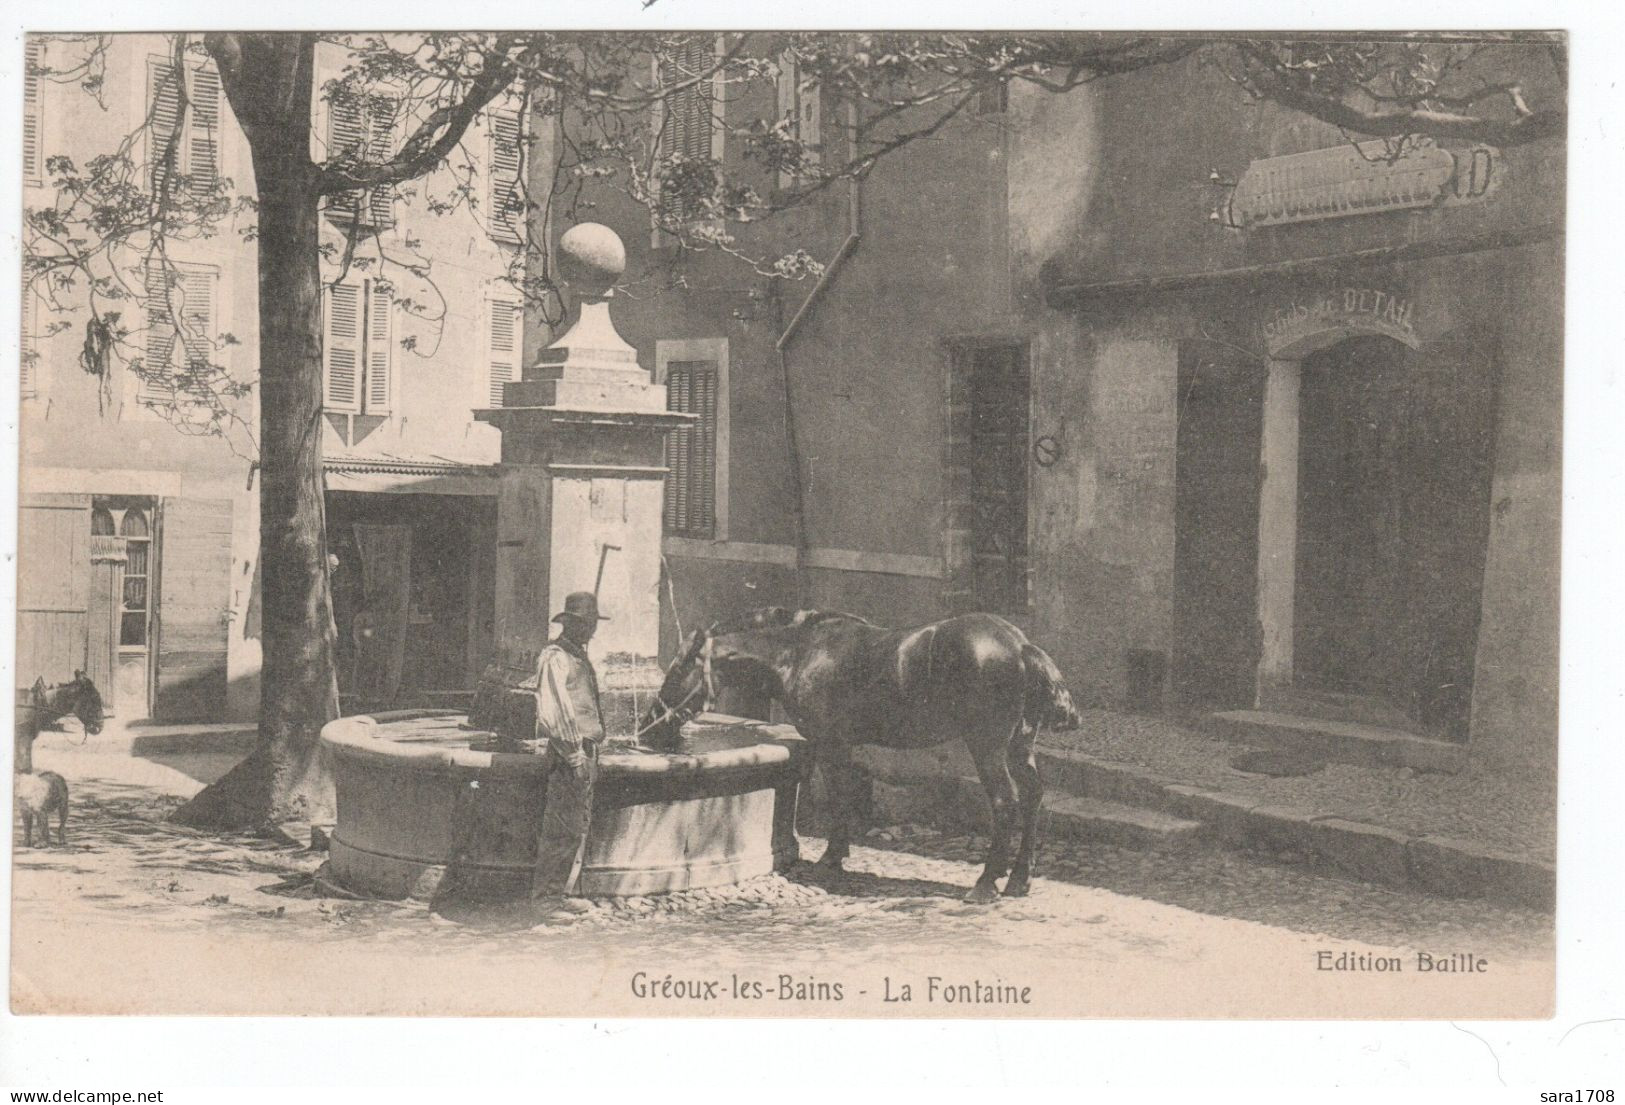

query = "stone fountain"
(319, 224), (804, 901)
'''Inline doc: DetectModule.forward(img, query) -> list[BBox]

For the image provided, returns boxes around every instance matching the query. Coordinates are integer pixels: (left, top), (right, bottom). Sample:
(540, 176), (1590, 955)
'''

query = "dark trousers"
(531, 742), (598, 899)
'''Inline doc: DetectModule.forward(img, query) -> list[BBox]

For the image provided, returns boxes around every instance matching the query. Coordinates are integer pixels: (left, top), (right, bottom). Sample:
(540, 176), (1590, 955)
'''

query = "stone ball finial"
(557, 223), (626, 298)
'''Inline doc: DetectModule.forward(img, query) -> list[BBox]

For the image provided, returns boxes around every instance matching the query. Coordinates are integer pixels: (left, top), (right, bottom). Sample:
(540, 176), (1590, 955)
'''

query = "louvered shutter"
(364, 281), (392, 414)
(327, 93), (366, 223)
(487, 299), (521, 407)
(148, 59), (185, 195)
(323, 281), (362, 413)
(21, 289), (37, 396)
(142, 262), (179, 404)
(663, 360), (718, 537)
(664, 367), (691, 532)
(179, 269), (213, 367)
(695, 366), (718, 533)
(487, 111), (523, 243)
(365, 98), (397, 227)
(186, 65), (221, 196)
(680, 39), (713, 162)
(658, 38), (715, 224)
(23, 39), (41, 183)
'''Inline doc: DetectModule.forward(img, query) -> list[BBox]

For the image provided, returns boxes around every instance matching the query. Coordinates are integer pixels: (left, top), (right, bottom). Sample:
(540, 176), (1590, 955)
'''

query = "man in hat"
(530, 590), (610, 914)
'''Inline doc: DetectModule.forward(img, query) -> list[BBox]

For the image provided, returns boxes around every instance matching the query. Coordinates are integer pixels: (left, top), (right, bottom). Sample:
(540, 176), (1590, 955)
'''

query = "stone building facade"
(565, 37), (1562, 772)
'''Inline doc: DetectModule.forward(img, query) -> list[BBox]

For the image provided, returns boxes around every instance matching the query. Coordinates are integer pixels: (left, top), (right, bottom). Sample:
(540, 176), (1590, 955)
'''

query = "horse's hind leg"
(1003, 730), (1043, 898)
(55, 797), (69, 846)
(966, 740), (1019, 904)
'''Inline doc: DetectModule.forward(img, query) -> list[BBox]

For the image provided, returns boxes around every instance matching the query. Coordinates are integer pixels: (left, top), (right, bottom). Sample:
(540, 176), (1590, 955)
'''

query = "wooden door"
(17, 494), (92, 686)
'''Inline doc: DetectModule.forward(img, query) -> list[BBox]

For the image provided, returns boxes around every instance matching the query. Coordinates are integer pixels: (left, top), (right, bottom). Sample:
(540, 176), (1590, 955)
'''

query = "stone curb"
(1037, 747), (1554, 912)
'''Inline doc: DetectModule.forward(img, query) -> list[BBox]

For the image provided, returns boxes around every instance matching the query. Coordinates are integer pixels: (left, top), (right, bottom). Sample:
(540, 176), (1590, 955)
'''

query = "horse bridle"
(632, 633), (717, 742)
(17, 687), (98, 744)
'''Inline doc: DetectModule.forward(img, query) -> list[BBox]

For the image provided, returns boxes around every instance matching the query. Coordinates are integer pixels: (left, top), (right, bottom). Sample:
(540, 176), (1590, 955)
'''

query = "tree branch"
(317, 42), (519, 195)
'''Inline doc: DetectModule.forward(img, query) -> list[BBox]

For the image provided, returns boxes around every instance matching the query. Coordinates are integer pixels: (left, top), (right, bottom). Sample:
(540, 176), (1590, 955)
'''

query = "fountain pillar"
(474, 224), (693, 742)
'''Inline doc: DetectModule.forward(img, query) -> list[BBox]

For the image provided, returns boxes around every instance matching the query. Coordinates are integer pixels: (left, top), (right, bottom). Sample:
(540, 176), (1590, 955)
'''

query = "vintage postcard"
(10, 27), (1561, 1019)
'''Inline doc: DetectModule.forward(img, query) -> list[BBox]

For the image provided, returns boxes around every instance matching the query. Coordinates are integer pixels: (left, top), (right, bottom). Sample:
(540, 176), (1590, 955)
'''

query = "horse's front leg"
(815, 742), (857, 873)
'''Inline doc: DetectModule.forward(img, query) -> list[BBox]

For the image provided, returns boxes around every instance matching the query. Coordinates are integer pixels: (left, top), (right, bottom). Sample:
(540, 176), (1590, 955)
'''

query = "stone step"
(1257, 686), (1417, 731)
(1041, 794), (1204, 852)
(1202, 710), (1466, 774)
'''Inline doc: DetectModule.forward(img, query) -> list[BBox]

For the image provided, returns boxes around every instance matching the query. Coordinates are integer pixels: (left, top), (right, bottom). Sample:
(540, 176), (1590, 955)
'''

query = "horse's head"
(638, 628), (716, 749)
(69, 670), (106, 735)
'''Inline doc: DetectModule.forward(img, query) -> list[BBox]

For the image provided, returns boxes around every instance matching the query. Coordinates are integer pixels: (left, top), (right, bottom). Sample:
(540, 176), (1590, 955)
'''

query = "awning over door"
(323, 456), (498, 497)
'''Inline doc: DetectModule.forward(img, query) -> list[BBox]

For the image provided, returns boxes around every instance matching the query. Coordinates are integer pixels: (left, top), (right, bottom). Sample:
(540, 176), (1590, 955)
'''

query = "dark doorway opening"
(1173, 343), (1265, 708)
(949, 341), (1031, 615)
(327, 491), (497, 710)
(1293, 333), (1499, 741)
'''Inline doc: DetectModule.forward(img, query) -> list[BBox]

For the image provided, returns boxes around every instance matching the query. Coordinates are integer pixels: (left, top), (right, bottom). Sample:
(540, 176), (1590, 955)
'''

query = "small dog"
(15, 770), (70, 848)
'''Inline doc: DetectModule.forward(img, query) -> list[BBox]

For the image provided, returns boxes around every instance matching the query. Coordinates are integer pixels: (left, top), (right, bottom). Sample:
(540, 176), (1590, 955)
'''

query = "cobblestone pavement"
(10, 750), (1552, 1015)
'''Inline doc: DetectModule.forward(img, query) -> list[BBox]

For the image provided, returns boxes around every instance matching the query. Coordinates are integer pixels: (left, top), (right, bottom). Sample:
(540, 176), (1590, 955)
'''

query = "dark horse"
(640, 609), (1082, 902)
(14, 671), (105, 773)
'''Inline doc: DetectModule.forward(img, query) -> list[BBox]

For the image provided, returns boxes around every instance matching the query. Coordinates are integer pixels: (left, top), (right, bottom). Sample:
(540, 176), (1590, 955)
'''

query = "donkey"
(641, 608), (1082, 902)
(14, 671), (105, 774)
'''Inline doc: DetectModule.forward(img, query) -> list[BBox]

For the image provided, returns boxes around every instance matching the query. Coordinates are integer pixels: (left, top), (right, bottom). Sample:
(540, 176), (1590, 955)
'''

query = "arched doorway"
(1290, 332), (1498, 739)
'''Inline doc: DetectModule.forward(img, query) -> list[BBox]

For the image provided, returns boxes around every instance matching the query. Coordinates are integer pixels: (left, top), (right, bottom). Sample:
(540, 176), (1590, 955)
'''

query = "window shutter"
(186, 65), (222, 195)
(657, 38), (716, 225)
(23, 39), (41, 183)
(148, 59), (184, 195)
(178, 268), (214, 371)
(665, 366), (691, 531)
(328, 93), (381, 225)
(323, 281), (362, 413)
(487, 298), (522, 407)
(364, 281), (393, 414)
(21, 289), (37, 396)
(663, 359), (718, 537)
(142, 261), (179, 405)
(487, 111), (524, 244)
(696, 366), (717, 533)
(365, 97), (397, 227)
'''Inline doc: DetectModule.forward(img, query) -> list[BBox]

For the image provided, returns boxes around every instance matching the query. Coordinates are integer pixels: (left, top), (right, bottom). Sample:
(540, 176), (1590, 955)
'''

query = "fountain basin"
(321, 710), (805, 900)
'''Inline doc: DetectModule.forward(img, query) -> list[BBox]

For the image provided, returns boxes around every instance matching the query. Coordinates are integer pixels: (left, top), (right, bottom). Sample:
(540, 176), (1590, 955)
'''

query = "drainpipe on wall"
(775, 100), (864, 607)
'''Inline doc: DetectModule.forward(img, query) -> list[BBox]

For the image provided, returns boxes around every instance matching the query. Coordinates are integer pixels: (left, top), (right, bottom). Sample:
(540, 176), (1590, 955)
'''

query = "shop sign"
(1263, 287), (1420, 355)
(1233, 141), (1496, 228)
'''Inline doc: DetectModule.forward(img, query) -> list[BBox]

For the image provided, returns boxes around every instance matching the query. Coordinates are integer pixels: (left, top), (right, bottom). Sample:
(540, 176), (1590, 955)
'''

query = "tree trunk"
(174, 37), (339, 830)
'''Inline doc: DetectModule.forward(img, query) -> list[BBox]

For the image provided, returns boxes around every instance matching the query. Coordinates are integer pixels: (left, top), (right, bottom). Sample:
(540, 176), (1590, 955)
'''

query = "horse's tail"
(1021, 642), (1083, 732)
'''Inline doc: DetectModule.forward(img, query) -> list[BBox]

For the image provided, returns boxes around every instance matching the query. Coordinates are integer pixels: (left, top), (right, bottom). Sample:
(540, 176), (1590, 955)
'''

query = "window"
(117, 505), (153, 647)
(147, 55), (222, 198)
(657, 338), (729, 540)
(776, 50), (823, 188)
(326, 93), (397, 229)
(654, 36), (721, 231)
(323, 278), (393, 415)
(141, 260), (216, 406)
(485, 297), (523, 407)
(24, 38), (42, 185)
(486, 110), (525, 244)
